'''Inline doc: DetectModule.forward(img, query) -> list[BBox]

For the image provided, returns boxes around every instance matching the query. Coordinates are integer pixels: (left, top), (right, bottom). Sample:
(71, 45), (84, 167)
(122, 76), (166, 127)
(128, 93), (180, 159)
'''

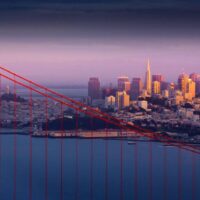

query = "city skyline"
(88, 60), (199, 104)
(0, 1), (200, 200)
(1, 59), (199, 86)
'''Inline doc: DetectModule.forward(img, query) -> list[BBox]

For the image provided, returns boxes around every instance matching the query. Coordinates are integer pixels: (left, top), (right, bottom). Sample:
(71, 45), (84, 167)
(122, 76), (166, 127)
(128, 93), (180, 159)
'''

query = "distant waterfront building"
(116, 91), (130, 110)
(130, 78), (143, 100)
(88, 77), (101, 100)
(152, 81), (161, 95)
(105, 96), (116, 109)
(117, 76), (130, 93)
(145, 59), (152, 95)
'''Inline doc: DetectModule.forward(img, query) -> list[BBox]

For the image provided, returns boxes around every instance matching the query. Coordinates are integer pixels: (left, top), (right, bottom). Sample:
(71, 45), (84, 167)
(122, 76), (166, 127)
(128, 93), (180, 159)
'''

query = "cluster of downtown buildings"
(0, 63), (200, 136)
(88, 60), (200, 110)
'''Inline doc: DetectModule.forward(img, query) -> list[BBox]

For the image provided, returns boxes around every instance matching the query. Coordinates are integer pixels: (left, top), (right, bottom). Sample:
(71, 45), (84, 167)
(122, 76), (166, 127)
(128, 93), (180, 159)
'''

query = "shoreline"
(0, 129), (200, 145)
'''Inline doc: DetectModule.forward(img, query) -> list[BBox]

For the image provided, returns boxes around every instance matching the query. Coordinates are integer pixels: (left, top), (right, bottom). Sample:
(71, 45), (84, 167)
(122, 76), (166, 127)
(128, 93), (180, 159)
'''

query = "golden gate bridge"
(0, 66), (199, 200)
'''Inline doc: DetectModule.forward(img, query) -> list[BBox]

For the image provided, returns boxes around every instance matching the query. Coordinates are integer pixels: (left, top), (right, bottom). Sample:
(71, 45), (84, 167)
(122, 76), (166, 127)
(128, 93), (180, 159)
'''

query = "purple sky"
(1, 37), (200, 85)
(0, 7), (200, 85)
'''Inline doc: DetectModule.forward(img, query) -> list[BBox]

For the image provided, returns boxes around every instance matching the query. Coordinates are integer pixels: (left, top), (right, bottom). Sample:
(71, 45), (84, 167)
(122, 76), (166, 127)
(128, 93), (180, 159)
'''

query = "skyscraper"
(190, 73), (200, 82)
(189, 73), (200, 96)
(178, 74), (196, 100)
(117, 76), (130, 93)
(152, 74), (166, 91)
(152, 81), (161, 95)
(152, 75), (164, 82)
(196, 80), (200, 96)
(116, 91), (130, 110)
(187, 79), (196, 98)
(88, 77), (101, 100)
(130, 78), (143, 100)
(178, 74), (189, 94)
(145, 59), (152, 95)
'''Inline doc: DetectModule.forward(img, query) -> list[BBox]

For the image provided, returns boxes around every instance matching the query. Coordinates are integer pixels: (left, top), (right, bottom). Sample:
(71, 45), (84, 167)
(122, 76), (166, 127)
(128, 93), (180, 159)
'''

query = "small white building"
(105, 96), (116, 108)
(138, 100), (148, 110)
(177, 108), (194, 120)
(162, 90), (169, 98)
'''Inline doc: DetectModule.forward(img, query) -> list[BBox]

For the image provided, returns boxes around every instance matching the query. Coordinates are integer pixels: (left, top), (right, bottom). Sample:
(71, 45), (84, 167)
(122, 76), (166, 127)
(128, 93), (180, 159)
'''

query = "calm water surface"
(0, 135), (199, 200)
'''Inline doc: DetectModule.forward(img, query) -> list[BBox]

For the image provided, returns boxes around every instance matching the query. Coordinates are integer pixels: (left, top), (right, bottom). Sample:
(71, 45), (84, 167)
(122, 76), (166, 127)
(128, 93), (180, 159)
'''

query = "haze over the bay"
(0, 0), (200, 85)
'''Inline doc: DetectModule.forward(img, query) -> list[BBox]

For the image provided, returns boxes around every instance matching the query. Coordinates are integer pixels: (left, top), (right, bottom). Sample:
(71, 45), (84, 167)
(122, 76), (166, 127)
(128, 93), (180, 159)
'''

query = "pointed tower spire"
(145, 58), (152, 95)
(147, 58), (150, 70)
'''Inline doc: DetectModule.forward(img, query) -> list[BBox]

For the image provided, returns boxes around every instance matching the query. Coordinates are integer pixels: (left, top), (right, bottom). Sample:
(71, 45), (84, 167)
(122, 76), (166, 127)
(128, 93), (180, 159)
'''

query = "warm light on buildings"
(117, 76), (130, 93)
(184, 79), (196, 100)
(152, 81), (161, 95)
(178, 74), (189, 95)
(177, 74), (196, 100)
(116, 91), (130, 110)
(145, 59), (152, 95)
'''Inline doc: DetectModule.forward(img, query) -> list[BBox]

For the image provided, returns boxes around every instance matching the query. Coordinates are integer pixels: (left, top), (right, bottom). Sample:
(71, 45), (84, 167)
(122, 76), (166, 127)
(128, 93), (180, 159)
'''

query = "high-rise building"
(196, 80), (200, 96)
(168, 82), (176, 97)
(88, 77), (101, 100)
(117, 76), (130, 93)
(161, 81), (170, 91)
(102, 86), (117, 99)
(116, 91), (130, 110)
(123, 81), (131, 93)
(152, 75), (164, 82)
(189, 73), (200, 96)
(185, 79), (196, 100)
(152, 81), (161, 95)
(178, 74), (196, 100)
(178, 74), (189, 95)
(190, 73), (200, 82)
(145, 59), (152, 95)
(130, 78), (143, 100)
(152, 74), (165, 92)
